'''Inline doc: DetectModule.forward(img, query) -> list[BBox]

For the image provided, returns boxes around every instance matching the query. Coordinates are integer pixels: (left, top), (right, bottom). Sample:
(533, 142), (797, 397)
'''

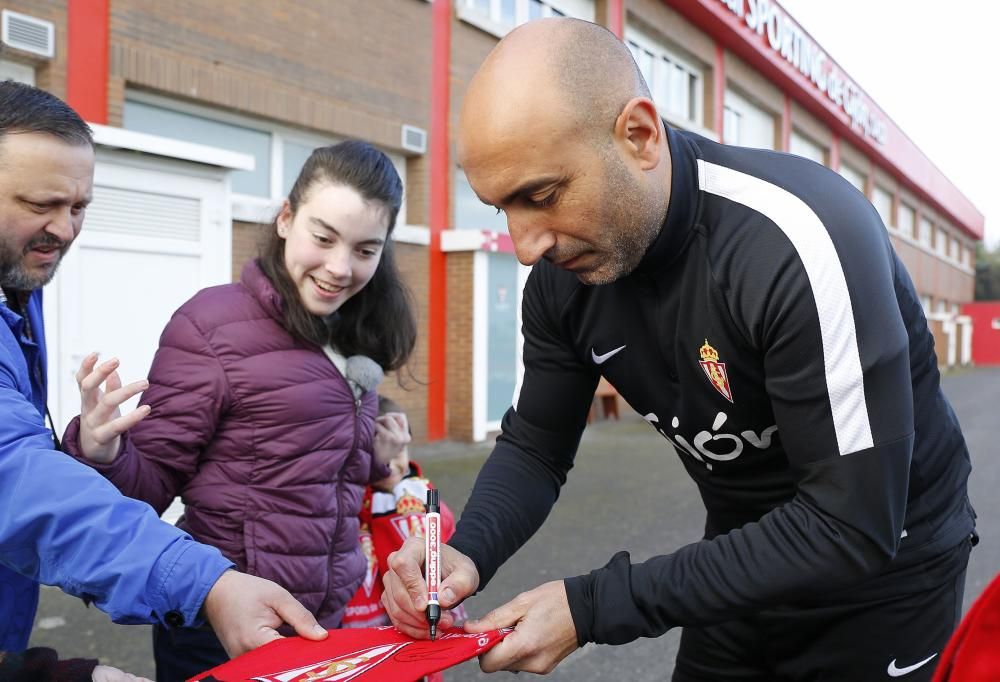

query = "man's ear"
(614, 97), (663, 171)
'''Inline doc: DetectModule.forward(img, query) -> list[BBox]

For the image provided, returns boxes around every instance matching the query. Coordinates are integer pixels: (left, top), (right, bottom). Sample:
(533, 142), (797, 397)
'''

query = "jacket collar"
(240, 259), (286, 322)
(631, 127), (701, 277)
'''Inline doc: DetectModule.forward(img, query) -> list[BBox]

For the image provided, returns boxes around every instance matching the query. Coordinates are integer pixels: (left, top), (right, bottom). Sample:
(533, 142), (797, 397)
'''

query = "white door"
(45, 151), (232, 434)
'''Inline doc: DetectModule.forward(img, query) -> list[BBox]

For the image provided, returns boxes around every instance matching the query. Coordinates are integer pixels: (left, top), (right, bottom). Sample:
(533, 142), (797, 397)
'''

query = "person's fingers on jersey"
(380, 568), (431, 636)
(478, 635), (523, 673)
(464, 590), (529, 633)
(479, 624), (572, 675)
(473, 581), (578, 673)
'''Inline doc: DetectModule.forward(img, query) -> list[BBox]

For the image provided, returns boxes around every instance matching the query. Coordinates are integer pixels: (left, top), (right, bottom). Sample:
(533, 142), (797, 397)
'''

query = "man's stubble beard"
(578, 150), (663, 286)
(0, 233), (68, 291)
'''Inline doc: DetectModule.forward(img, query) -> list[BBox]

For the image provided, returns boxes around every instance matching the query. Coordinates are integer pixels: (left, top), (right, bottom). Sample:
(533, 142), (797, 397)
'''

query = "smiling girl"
(62, 141), (417, 679)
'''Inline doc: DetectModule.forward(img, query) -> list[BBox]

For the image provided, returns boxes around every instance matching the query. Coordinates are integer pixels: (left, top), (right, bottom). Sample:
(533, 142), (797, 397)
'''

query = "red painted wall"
(66, 0), (109, 123)
(962, 302), (1000, 366)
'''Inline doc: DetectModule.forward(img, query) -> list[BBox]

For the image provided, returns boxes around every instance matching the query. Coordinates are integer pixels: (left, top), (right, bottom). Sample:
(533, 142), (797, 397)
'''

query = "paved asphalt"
(27, 367), (1000, 680)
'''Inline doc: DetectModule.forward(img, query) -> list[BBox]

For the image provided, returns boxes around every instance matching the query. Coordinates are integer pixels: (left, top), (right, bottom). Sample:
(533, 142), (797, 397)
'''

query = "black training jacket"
(448, 128), (975, 646)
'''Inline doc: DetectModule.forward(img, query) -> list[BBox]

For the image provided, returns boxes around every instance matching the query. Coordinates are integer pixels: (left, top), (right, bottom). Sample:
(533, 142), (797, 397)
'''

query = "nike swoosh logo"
(887, 654), (937, 677)
(591, 344), (626, 365)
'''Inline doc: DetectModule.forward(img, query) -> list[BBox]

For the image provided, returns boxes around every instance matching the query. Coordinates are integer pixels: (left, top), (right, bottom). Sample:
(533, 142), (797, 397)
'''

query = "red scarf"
(188, 626), (510, 682)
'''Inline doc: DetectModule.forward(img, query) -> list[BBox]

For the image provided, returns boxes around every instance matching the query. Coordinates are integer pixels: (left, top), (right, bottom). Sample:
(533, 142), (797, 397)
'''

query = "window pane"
(487, 253), (519, 422)
(898, 202), (915, 237)
(529, 0), (544, 19)
(0, 58), (34, 85)
(627, 41), (641, 66)
(470, 0), (490, 13)
(918, 217), (933, 246)
(935, 227), (948, 254)
(124, 100), (271, 197)
(723, 106), (741, 145)
(282, 140), (316, 197)
(654, 58), (670, 111)
(455, 169), (508, 232)
(724, 89), (774, 150)
(872, 187), (893, 227)
(670, 64), (690, 119)
(636, 49), (654, 89)
(499, 0), (515, 24)
(838, 163), (865, 193)
(789, 131), (825, 165)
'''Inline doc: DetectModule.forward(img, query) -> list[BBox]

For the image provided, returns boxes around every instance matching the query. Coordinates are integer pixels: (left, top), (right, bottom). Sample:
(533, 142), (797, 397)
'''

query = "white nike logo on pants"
(591, 345), (626, 364)
(887, 653), (937, 677)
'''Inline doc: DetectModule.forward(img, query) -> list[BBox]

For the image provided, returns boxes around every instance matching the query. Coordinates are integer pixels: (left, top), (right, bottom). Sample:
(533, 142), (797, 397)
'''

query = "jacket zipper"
(330, 382), (363, 601)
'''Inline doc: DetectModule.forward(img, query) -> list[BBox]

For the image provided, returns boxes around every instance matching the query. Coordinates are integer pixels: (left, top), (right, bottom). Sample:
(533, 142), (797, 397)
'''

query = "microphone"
(345, 355), (384, 399)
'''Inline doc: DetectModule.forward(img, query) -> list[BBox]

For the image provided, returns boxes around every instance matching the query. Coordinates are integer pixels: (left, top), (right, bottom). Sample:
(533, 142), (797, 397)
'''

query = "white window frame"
(625, 27), (707, 134)
(872, 185), (894, 229)
(948, 235), (961, 262)
(789, 130), (825, 165)
(897, 201), (915, 238)
(457, 0), (590, 38)
(918, 216), (933, 247)
(0, 58), (35, 84)
(723, 105), (741, 146)
(919, 295), (932, 315)
(934, 224), (949, 256)
(124, 91), (413, 232)
(723, 87), (776, 150)
(838, 163), (866, 194)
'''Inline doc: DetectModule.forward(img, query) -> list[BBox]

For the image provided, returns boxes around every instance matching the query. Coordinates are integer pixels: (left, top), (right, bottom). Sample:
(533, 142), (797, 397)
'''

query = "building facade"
(1, 0), (983, 443)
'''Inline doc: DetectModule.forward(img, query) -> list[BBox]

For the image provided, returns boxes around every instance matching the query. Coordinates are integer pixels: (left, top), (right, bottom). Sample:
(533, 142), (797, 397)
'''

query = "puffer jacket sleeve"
(0, 348), (233, 628)
(64, 310), (231, 515)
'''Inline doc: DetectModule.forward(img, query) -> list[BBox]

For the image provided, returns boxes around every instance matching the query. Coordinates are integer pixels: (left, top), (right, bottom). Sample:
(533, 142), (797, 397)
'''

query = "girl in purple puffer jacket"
(63, 141), (417, 681)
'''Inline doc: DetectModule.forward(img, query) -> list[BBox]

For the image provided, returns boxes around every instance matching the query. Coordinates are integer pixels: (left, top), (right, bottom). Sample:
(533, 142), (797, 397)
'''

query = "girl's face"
(278, 182), (389, 317)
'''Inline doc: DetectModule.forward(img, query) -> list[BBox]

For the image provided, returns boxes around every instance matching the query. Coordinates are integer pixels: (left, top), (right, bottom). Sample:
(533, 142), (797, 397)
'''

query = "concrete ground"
(28, 367), (1000, 680)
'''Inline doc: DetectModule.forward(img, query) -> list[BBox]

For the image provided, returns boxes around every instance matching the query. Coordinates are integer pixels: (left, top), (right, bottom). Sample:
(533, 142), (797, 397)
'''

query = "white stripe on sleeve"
(696, 159), (873, 455)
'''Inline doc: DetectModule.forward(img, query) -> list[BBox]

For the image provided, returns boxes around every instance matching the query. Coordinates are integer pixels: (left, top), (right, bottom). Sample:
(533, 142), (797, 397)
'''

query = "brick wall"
(232, 220), (264, 281)
(381, 242), (430, 443)
(108, 0), (432, 151)
(0, 0), (68, 97)
(445, 252), (475, 441)
(891, 237), (974, 305)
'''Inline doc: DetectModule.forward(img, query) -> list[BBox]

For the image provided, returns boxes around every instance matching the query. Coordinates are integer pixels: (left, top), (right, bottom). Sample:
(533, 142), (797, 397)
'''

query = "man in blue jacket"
(0, 80), (329, 657)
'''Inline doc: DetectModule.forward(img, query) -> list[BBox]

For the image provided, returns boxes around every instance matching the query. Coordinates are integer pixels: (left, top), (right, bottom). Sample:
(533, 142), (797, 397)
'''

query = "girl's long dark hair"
(259, 140), (416, 371)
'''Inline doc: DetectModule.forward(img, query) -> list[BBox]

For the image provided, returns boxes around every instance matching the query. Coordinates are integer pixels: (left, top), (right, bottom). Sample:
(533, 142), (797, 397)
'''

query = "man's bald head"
(461, 18), (651, 149)
(457, 18), (670, 285)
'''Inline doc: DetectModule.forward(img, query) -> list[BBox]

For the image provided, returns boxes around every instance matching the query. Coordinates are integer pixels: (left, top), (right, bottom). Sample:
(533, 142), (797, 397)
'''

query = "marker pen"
(425, 488), (441, 640)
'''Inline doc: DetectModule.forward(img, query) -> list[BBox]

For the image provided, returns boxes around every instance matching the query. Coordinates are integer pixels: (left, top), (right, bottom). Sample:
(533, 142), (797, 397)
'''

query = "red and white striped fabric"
(187, 626), (510, 682)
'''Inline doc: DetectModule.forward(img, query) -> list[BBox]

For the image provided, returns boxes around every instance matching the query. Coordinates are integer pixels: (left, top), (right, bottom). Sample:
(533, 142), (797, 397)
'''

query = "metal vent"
(401, 124), (427, 154)
(88, 186), (201, 241)
(1, 10), (55, 58)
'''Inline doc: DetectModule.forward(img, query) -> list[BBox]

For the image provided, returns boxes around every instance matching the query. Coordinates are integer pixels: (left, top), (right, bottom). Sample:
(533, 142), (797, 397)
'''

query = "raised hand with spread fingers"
(74, 352), (150, 464)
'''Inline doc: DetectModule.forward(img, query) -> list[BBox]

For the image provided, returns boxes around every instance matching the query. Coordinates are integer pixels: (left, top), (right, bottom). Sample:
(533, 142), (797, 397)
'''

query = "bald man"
(382, 18), (975, 681)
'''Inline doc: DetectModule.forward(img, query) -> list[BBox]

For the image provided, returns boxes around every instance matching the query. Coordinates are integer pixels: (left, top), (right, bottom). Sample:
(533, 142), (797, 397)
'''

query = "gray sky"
(778, 0), (999, 248)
